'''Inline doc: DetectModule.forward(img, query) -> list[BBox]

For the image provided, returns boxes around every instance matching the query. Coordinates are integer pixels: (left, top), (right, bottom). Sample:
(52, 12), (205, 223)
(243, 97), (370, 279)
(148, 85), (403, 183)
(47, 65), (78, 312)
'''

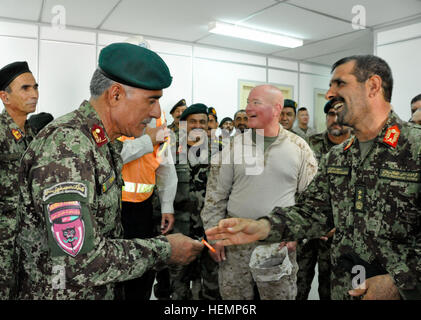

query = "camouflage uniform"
(295, 131), (336, 300)
(0, 109), (36, 299)
(293, 126), (318, 144)
(168, 122), (178, 133)
(16, 101), (171, 300)
(264, 111), (421, 300)
(169, 133), (222, 300)
(290, 128), (308, 143)
(202, 128), (317, 300)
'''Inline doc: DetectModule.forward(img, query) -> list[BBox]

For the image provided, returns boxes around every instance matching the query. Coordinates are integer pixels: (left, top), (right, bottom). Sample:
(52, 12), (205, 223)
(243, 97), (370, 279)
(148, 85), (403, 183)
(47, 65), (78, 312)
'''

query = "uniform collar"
(344, 110), (403, 151)
(1, 108), (35, 142)
(79, 100), (111, 148)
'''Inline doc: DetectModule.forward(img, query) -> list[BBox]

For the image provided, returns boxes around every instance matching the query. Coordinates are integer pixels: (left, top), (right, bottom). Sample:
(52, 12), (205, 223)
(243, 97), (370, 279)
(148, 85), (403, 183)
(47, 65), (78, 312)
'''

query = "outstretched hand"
(205, 218), (271, 246)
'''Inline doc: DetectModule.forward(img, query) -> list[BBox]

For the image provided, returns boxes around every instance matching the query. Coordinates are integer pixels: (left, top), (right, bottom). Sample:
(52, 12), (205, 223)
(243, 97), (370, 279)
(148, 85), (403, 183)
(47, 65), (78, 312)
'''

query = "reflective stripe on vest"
(122, 182), (155, 194)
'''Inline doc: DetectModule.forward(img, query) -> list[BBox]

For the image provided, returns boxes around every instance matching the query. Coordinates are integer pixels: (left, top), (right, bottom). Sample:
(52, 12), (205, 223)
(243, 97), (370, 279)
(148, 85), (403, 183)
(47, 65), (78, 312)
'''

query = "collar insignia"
(11, 129), (22, 141)
(91, 124), (108, 147)
(383, 125), (400, 148)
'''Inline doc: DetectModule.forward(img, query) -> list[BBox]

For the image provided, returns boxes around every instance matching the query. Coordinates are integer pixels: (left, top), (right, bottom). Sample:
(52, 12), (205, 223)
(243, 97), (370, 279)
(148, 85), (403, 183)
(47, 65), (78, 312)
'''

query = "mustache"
(330, 97), (345, 110)
(141, 118), (152, 125)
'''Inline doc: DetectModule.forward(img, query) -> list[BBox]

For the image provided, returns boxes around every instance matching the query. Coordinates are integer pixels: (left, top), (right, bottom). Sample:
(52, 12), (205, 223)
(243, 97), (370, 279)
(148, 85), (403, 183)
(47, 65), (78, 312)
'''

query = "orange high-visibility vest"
(120, 115), (168, 203)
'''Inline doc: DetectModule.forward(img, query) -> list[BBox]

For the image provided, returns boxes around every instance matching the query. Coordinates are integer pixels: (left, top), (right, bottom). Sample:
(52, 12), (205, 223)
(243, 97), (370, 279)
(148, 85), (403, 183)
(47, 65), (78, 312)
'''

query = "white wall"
(375, 21), (421, 122)
(0, 20), (331, 127)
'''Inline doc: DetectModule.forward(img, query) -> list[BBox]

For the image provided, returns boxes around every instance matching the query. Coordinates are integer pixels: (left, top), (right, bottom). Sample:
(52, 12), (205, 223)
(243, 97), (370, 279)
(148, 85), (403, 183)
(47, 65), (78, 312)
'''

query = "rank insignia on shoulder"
(11, 129), (22, 141)
(91, 124), (108, 147)
(344, 137), (354, 151)
(383, 125), (400, 148)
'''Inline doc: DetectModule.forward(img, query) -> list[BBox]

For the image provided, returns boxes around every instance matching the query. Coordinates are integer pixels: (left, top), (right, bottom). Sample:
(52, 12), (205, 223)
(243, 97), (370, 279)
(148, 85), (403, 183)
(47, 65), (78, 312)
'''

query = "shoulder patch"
(48, 201), (85, 257)
(43, 182), (88, 202)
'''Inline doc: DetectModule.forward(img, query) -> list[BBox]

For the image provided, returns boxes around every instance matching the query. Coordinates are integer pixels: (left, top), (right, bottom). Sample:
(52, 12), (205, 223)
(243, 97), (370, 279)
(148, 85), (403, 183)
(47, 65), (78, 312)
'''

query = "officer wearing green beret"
(169, 103), (221, 300)
(0, 61), (38, 299)
(16, 42), (203, 300)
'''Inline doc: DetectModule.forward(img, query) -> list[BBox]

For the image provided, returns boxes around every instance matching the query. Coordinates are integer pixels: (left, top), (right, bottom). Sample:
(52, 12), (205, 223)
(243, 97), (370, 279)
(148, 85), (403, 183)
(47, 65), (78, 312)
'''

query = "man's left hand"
(348, 274), (401, 300)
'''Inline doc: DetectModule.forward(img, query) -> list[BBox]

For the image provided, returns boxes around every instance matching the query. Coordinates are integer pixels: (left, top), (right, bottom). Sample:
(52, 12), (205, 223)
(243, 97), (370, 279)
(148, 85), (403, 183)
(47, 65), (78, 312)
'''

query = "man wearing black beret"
(169, 103), (221, 300)
(280, 98), (307, 141)
(168, 99), (187, 134)
(0, 61), (38, 299)
(16, 42), (203, 300)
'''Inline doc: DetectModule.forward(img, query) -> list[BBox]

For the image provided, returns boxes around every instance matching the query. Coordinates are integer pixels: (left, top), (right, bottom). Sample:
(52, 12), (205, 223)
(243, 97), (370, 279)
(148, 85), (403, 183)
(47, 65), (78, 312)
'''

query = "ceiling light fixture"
(208, 21), (303, 48)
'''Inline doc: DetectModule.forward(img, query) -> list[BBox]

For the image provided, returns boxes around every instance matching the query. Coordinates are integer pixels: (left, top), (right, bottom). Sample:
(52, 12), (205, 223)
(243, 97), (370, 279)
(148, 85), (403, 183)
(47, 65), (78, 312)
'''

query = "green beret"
(0, 61), (31, 91)
(180, 103), (208, 121)
(324, 100), (334, 114)
(98, 43), (172, 90)
(219, 117), (233, 128)
(170, 99), (187, 114)
(283, 99), (297, 109)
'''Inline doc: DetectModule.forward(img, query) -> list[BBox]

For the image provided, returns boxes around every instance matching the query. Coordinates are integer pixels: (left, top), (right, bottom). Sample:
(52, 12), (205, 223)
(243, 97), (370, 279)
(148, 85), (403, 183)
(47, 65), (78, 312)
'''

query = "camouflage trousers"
(296, 238), (332, 300)
(219, 243), (299, 300)
(0, 235), (18, 300)
(169, 248), (221, 300)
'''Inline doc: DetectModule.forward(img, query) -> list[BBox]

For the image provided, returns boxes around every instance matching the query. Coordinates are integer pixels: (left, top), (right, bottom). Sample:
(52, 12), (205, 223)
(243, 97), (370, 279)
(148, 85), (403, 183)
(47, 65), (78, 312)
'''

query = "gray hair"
(89, 68), (134, 99)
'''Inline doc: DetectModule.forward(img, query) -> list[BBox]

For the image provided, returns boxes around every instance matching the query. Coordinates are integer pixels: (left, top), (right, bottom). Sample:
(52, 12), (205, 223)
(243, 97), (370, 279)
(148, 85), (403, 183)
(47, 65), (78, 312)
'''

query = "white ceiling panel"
(274, 29), (373, 60)
(0, 1), (419, 66)
(288, 0), (421, 28)
(101, 0), (275, 42)
(306, 45), (374, 66)
(0, 0), (43, 21)
(197, 34), (287, 55)
(41, 0), (120, 29)
(239, 2), (353, 41)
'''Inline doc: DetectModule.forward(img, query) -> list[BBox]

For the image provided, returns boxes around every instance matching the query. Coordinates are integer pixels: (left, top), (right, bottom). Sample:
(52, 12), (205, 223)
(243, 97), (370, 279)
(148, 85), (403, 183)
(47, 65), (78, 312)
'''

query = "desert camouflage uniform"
(16, 101), (171, 300)
(202, 128), (317, 300)
(264, 111), (421, 300)
(0, 109), (36, 299)
(295, 131), (337, 300)
(169, 133), (222, 300)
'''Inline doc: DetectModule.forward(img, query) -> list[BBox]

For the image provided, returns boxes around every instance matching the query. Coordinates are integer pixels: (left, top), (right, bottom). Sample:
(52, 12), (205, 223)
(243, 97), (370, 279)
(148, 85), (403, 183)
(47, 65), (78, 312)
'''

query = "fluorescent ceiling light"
(208, 21), (303, 48)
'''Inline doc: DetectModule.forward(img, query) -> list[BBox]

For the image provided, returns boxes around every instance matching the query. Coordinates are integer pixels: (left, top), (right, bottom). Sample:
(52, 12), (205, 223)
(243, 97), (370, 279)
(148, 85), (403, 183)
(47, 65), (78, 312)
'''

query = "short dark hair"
(297, 107), (307, 113)
(234, 109), (246, 119)
(410, 94), (421, 105)
(331, 55), (393, 102)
